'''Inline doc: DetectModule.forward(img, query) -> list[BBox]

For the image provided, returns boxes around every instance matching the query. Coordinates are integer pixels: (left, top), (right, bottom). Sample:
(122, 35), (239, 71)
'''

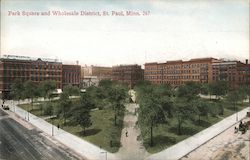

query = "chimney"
(246, 59), (248, 64)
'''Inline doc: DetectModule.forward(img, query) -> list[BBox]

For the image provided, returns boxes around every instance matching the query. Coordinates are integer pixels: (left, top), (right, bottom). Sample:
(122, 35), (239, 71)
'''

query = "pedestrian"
(57, 124), (60, 130)
(234, 126), (238, 133)
(126, 131), (128, 137)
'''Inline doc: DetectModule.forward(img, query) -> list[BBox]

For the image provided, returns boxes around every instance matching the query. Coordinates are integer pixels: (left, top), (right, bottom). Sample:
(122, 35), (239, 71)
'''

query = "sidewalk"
(116, 103), (149, 160)
(5, 100), (116, 160)
(147, 107), (250, 160)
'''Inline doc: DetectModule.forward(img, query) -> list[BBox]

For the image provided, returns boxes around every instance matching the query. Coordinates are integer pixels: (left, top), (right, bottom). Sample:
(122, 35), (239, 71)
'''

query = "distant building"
(0, 55), (81, 99)
(112, 64), (144, 88)
(212, 60), (250, 88)
(81, 65), (112, 88)
(62, 64), (81, 89)
(145, 58), (219, 86)
(144, 57), (250, 87)
(0, 55), (62, 98)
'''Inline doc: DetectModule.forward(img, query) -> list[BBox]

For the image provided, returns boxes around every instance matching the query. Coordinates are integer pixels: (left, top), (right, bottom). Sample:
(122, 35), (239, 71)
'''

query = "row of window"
(146, 63), (209, 70)
(145, 75), (204, 80)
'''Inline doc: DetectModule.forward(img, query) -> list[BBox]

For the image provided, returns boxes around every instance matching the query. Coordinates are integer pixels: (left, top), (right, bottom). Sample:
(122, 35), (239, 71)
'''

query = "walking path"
(4, 100), (116, 160)
(147, 107), (250, 160)
(116, 103), (149, 160)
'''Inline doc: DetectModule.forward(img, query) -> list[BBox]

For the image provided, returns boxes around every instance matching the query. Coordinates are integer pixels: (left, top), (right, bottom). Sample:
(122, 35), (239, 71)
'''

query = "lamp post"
(235, 101), (238, 121)
(52, 117), (54, 136)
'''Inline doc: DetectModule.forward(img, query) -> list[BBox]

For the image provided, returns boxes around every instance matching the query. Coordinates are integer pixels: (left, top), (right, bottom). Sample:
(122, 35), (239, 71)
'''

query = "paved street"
(0, 109), (82, 160)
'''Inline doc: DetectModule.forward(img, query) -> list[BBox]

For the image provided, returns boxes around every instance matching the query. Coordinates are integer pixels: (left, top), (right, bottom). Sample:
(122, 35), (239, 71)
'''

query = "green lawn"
(18, 102), (123, 153)
(140, 101), (249, 153)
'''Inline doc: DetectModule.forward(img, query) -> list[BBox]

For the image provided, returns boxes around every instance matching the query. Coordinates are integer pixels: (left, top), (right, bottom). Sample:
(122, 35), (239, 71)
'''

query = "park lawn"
(19, 102), (123, 153)
(39, 106), (123, 153)
(141, 102), (249, 153)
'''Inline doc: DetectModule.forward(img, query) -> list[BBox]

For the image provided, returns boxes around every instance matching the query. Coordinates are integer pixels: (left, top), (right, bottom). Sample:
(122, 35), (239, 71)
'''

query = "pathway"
(116, 103), (150, 160)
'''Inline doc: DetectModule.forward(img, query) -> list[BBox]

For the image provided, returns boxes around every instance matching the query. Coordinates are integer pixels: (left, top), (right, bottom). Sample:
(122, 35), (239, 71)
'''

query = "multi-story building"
(81, 65), (112, 88)
(144, 57), (250, 87)
(212, 60), (250, 88)
(0, 55), (80, 98)
(62, 64), (81, 89)
(112, 64), (144, 88)
(237, 60), (250, 86)
(144, 58), (220, 86)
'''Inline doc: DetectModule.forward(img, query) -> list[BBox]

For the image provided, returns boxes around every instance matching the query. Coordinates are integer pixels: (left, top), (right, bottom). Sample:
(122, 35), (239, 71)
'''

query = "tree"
(57, 92), (71, 125)
(210, 81), (228, 99)
(237, 86), (248, 103)
(138, 95), (166, 146)
(10, 79), (24, 103)
(71, 93), (94, 135)
(99, 79), (113, 88)
(23, 80), (39, 110)
(177, 82), (200, 102)
(40, 80), (57, 101)
(63, 85), (80, 97)
(174, 99), (196, 135)
(227, 90), (241, 119)
(74, 107), (92, 135)
(109, 85), (127, 126)
(195, 99), (209, 124)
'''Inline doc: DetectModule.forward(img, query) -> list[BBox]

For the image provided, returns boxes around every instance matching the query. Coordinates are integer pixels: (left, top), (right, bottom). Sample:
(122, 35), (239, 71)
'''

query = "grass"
(18, 100), (249, 154)
(19, 102), (123, 153)
(140, 101), (249, 153)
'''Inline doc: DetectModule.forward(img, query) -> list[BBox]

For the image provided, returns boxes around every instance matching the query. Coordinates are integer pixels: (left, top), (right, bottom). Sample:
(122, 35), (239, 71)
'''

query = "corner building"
(144, 57), (250, 87)
(112, 64), (143, 88)
(0, 55), (62, 98)
(144, 58), (220, 86)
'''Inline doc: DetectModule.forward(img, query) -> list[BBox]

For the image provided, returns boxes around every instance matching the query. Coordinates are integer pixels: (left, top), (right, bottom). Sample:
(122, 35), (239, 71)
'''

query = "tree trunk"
(31, 98), (34, 110)
(150, 121), (153, 147)
(178, 118), (181, 135)
(114, 114), (117, 126)
(199, 115), (201, 125)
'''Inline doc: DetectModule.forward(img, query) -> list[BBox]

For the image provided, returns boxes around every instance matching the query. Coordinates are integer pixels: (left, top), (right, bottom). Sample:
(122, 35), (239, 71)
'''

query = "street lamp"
(235, 102), (238, 121)
(52, 118), (54, 136)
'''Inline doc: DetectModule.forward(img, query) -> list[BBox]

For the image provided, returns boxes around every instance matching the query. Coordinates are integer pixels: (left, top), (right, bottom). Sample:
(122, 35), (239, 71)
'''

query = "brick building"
(144, 57), (250, 87)
(112, 64), (144, 88)
(62, 64), (81, 88)
(212, 60), (250, 88)
(144, 58), (220, 86)
(0, 55), (80, 98)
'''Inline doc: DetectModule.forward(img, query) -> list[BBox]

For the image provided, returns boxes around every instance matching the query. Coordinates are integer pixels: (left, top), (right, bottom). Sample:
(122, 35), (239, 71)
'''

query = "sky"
(1, 0), (249, 67)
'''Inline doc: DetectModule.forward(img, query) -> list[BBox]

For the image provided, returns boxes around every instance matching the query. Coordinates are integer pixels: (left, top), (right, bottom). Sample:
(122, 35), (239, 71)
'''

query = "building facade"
(0, 55), (80, 98)
(144, 58), (250, 87)
(144, 58), (220, 86)
(112, 64), (144, 88)
(81, 65), (112, 88)
(62, 64), (81, 89)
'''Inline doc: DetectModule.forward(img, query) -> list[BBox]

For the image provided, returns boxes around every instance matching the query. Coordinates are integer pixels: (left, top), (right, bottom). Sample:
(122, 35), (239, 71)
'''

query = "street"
(0, 109), (82, 160)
